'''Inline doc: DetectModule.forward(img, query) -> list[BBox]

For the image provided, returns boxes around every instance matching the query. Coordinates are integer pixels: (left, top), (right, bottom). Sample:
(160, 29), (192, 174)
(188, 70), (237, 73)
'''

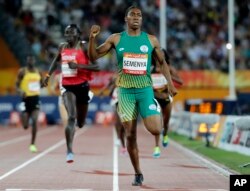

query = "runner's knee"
(77, 118), (85, 128)
(23, 125), (28, 129)
(149, 127), (161, 136)
(67, 116), (75, 127)
(126, 132), (136, 141)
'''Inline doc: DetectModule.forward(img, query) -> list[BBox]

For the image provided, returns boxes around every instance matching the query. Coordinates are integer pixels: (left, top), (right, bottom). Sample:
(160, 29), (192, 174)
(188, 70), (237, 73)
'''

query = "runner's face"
(26, 56), (35, 67)
(64, 27), (78, 44)
(126, 8), (142, 29)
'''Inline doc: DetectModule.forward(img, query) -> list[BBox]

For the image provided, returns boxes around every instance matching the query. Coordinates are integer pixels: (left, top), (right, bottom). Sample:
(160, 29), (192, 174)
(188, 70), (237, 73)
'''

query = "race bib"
(151, 73), (168, 89)
(28, 81), (40, 92)
(122, 53), (147, 75)
(61, 62), (77, 77)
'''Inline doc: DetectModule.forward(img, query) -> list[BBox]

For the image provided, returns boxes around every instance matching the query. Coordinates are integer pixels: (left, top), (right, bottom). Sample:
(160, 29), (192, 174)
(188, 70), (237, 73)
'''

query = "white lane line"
(0, 127), (88, 181)
(171, 140), (233, 177)
(140, 189), (228, 191)
(0, 127), (58, 147)
(6, 189), (93, 191)
(113, 127), (119, 191)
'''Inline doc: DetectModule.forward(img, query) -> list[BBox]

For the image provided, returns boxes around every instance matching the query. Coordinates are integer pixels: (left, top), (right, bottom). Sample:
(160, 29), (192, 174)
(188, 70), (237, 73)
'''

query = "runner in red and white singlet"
(42, 24), (99, 163)
(151, 49), (183, 151)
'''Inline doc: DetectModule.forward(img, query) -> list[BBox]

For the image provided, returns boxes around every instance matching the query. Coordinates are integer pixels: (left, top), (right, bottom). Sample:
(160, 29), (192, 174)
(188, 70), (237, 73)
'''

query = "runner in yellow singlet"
(16, 55), (43, 153)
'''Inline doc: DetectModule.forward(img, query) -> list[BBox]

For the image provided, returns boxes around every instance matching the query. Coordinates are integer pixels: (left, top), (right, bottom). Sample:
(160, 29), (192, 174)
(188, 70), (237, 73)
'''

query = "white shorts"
(60, 85), (66, 95)
(110, 87), (118, 106)
(88, 90), (94, 103)
(58, 96), (64, 105)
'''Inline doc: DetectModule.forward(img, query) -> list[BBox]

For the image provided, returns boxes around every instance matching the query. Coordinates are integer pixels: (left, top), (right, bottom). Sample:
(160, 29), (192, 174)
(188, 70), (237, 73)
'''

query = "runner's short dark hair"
(66, 24), (81, 35)
(125, 5), (142, 16)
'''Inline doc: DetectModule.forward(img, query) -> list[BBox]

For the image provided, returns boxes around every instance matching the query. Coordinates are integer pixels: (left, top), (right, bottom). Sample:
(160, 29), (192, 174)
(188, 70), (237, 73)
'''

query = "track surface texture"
(0, 124), (229, 191)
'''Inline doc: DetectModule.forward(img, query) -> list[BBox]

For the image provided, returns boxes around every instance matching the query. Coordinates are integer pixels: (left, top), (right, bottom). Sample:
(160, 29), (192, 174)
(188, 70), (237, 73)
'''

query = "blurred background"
(0, 0), (250, 126)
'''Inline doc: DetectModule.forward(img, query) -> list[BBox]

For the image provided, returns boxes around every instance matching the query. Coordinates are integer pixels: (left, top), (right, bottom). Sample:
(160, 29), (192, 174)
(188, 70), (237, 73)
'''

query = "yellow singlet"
(20, 68), (41, 97)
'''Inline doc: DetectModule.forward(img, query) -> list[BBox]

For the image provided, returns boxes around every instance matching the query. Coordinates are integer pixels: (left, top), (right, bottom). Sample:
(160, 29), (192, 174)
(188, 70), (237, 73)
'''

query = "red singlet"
(61, 48), (92, 85)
